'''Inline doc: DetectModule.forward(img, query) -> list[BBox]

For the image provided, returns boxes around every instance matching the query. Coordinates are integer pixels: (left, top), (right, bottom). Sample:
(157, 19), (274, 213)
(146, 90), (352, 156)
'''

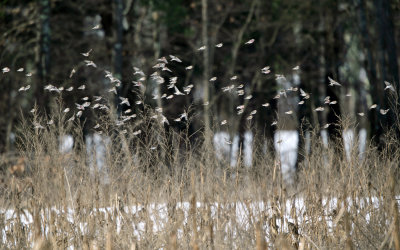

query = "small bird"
(133, 130), (142, 136)
(245, 95), (253, 100)
(328, 77), (341, 87)
(221, 120), (227, 125)
(384, 81), (395, 91)
(215, 43), (223, 48)
(108, 87), (117, 94)
(262, 103), (270, 107)
(261, 66), (271, 74)
(92, 24), (101, 30)
(369, 104), (377, 109)
(169, 55), (182, 63)
(380, 109), (389, 115)
(230, 76), (238, 80)
(17, 68), (24, 72)
(209, 77), (217, 82)
(183, 84), (194, 94)
(285, 110), (293, 115)
(197, 46), (206, 51)
(78, 85), (86, 90)
(81, 49), (92, 57)
(26, 72), (32, 77)
(315, 107), (325, 112)
(250, 110), (257, 115)
(84, 60), (97, 68)
(271, 120), (277, 126)
(157, 56), (168, 64)
(2, 67), (10, 73)
(245, 39), (255, 44)
(300, 88), (310, 99)
(225, 139), (232, 145)
(66, 87), (74, 91)
(63, 108), (70, 113)
(298, 100), (304, 105)
(119, 97), (131, 106)
(18, 85), (31, 92)
(358, 112), (365, 117)
(323, 123), (331, 129)
(69, 68), (76, 78)
(174, 86), (185, 95)
(292, 65), (300, 70)
(185, 65), (193, 70)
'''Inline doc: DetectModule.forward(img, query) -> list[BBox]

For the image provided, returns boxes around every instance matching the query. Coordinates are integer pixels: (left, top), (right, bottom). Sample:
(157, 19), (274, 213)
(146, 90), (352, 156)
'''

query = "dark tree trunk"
(113, 0), (124, 117)
(358, 0), (381, 144)
(36, 0), (51, 111)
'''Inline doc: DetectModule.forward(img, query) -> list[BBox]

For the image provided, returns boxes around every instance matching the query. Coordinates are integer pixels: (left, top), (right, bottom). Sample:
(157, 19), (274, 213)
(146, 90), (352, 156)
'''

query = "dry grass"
(0, 104), (399, 250)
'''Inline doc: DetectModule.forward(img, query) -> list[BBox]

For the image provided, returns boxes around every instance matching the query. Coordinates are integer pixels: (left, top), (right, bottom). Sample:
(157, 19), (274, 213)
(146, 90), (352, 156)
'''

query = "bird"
(81, 49), (92, 57)
(119, 97), (131, 106)
(169, 55), (182, 63)
(197, 46), (206, 51)
(315, 107), (324, 112)
(174, 86), (185, 95)
(17, 68), (24, 72)
(185, 65), (193, 70)
(221, 120), (227, 125)
(133, 130), (142, 136)
(384, 81), (395, 91)
(380, 109), (389, 115)
(292, 65), (300, 70)
(215, 43), (223, 48)
(92, 24), (101, 30)
(2, 67), (10, 73)
(328, 77), (341, 87)
(245, 39), (255, 44)
(369, 104), (377, 109)
(261, 66), (271, 74)
(18, 85), (30, 92)
(84, 60), (97, 68)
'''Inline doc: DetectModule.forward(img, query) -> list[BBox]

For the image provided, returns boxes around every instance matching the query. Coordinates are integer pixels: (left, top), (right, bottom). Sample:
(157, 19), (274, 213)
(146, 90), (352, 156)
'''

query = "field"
(1, 109), (399, 250)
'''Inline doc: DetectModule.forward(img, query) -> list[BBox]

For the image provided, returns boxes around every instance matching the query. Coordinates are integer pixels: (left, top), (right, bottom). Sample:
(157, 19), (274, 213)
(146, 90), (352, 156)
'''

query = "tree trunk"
(36, 0), (51, 111)
(201, 0), (211, 145)
(113, 0), (124, 117)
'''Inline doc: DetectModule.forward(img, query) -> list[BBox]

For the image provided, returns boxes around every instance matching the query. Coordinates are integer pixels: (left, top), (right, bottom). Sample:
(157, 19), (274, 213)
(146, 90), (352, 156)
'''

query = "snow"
(2, 197), (398, 247)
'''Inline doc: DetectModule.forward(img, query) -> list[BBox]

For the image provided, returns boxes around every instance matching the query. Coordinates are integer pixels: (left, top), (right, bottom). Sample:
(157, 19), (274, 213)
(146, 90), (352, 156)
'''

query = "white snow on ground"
(2, 197), (398, 247)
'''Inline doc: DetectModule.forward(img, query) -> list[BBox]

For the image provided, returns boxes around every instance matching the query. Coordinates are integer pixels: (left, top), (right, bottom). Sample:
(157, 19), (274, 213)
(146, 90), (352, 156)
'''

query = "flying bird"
(245, 39), (255, 44)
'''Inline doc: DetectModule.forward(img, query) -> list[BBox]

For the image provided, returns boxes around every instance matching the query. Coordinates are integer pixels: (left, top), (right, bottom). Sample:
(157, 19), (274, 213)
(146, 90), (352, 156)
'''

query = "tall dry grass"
(0, 101), (399, 250)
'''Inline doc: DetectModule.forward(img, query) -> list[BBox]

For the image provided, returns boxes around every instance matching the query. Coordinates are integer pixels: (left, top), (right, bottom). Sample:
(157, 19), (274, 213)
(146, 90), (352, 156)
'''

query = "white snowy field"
(2, 196), (398, 248)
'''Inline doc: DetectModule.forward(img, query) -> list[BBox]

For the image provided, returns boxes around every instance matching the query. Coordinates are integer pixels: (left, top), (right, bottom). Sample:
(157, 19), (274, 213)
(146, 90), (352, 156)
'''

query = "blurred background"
(0, 0), (399, 166)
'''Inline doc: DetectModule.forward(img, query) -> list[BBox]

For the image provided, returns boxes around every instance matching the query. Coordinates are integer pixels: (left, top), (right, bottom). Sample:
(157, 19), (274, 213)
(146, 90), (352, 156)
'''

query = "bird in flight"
(245, 39), (255, 45)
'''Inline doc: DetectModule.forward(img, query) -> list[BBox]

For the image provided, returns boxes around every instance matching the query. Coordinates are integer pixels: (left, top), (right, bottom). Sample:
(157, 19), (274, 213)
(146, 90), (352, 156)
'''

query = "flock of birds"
(1, 33), (395, 143)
